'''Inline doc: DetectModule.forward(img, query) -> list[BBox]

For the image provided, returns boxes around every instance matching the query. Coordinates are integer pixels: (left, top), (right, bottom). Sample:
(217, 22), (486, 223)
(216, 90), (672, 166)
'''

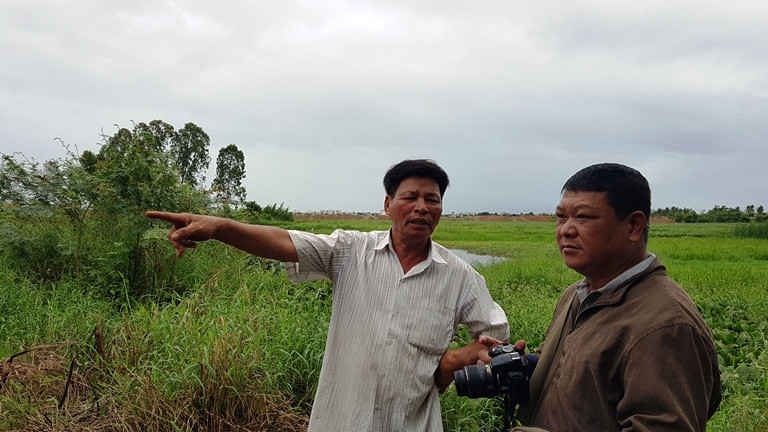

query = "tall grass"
(734, 222), (768, 239)
(1, 220), (767, 431)
(0, 256), (113, 357)
(1, 246), (324, 430)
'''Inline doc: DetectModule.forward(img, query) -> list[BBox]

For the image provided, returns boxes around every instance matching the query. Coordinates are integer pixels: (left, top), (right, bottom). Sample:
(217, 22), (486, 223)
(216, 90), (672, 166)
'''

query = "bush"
(240, 201), (293, 222)
(1, 125), (212, 299)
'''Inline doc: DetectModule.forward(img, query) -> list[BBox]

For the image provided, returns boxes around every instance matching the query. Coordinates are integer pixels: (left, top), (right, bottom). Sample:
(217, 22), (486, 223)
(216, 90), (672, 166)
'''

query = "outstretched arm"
(145, 211), (298, 261)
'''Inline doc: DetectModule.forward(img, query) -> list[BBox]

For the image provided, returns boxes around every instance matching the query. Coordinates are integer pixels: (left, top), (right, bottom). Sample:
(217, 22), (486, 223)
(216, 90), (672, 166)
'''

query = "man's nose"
(557, 218), (577, 237)
(414, 198), (429, 212)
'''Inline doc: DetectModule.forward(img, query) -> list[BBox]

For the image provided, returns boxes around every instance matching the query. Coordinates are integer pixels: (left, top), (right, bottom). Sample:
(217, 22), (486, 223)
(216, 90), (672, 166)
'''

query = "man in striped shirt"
(147, 159), (509, 431)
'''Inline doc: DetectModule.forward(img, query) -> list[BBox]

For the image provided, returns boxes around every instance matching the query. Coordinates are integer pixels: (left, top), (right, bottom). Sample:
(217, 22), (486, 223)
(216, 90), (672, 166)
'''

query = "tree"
(700, 205), (749, 223)
(170, 122), (210, 186)
(80, 150), (98, 173)
(1, 123), (210, 292)
(0, 154), (29, 204)
(134, 120), (177, 153)
(212, 144), (246, 208)
(100, 127), (135, 159)
(653, 206), (699, 222)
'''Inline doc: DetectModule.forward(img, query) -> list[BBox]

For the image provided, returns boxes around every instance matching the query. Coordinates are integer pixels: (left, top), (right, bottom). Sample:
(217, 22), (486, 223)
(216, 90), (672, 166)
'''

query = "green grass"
(1, 220), (767, 431)
(0, 256), (114, 357)
(735, 222), (768, 239)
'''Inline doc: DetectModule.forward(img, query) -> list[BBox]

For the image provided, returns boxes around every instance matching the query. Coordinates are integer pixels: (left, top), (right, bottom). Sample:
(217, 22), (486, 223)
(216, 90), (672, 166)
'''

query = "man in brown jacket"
(513, 163), (721, 431)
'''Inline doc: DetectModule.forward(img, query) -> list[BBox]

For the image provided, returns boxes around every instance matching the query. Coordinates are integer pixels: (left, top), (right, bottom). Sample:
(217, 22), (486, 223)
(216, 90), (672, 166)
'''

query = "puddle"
(449, 249), (506, 267)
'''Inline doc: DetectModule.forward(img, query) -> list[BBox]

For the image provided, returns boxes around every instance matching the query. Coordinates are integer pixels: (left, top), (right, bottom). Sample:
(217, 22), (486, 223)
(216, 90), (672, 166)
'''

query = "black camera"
(453, 344), (531, 403)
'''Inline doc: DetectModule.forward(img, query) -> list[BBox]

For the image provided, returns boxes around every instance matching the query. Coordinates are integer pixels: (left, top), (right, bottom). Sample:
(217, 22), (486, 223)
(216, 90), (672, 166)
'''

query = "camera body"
(453, 343), (531, 403)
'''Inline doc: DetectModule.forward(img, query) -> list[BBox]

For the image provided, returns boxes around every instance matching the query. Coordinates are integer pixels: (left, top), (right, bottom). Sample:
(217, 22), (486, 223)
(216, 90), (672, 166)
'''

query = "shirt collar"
(576, 253), (657, 302)
(375, 230), (447, 265)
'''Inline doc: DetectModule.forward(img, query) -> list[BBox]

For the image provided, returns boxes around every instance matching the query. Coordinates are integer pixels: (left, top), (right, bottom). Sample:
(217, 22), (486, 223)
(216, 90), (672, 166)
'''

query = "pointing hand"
(145, 211), (222, 256)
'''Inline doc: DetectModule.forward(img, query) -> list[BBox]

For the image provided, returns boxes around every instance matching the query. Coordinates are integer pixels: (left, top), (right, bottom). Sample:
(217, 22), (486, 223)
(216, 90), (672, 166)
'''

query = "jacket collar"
(576, 254), (657, 302)
(590, 257), (666, 307)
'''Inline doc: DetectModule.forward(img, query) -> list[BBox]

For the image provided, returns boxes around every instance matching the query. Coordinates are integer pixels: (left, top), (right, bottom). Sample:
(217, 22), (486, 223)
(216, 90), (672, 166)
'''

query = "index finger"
(477, 335), (503, 347)
(145, 211), (188, 228)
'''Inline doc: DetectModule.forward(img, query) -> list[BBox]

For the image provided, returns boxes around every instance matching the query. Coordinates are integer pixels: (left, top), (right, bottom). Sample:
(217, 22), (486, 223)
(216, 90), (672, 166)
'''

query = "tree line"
(653, 205), (767, 223)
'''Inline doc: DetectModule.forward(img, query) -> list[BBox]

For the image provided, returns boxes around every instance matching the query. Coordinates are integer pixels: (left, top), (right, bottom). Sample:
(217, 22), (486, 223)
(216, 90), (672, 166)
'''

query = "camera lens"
(454, 364), (497, 398)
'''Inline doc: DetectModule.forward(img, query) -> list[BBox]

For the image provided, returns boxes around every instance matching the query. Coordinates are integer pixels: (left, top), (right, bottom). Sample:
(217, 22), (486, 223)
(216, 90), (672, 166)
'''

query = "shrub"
(239, 201), (294, 222)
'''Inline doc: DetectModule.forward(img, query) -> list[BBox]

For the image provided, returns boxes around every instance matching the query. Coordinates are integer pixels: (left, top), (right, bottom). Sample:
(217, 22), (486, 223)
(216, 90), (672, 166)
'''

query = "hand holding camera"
(453, 339), (538, 428)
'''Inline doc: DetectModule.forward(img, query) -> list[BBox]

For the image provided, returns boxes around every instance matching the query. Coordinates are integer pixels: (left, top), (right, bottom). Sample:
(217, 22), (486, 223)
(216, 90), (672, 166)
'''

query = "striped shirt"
(285, 229), (509, 431)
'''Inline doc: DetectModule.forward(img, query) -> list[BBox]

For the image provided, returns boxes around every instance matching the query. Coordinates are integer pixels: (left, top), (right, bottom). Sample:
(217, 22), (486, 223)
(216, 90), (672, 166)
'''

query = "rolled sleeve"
(284, 229), (339, 282)
(485, 301), (510, 341)
(459, 273), (510, 341)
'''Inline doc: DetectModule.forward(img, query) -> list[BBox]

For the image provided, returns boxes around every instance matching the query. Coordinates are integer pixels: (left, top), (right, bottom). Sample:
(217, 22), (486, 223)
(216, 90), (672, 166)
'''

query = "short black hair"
(383, 159), (449, 197)
(562, 163), (651, 219)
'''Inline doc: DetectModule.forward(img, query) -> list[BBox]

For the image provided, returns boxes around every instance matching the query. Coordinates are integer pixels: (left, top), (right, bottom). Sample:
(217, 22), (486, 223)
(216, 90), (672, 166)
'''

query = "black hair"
(562, 163), (651, 219)
(383, 159), (449, 197)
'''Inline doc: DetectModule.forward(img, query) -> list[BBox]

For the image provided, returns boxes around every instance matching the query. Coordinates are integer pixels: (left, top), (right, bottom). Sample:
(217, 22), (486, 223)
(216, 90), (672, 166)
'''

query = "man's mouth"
(408, 219), (431, 227)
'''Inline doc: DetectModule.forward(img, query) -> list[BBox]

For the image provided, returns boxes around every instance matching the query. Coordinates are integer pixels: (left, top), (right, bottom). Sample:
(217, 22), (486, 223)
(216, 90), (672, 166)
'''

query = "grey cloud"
(1, 0), (766, 212)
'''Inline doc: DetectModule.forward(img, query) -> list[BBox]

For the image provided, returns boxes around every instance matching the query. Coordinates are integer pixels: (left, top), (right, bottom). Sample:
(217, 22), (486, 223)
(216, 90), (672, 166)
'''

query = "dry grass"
(1, 343), (308, 432)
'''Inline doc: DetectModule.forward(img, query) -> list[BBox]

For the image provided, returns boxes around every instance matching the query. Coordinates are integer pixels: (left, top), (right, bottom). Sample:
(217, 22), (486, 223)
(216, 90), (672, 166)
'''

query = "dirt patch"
(0, 343), (104, 431)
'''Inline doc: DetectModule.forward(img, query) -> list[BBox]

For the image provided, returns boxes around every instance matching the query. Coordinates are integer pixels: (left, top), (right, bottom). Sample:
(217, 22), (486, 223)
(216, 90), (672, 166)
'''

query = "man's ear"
(384, 196), (391, 215)
(627, 211), (648, 242)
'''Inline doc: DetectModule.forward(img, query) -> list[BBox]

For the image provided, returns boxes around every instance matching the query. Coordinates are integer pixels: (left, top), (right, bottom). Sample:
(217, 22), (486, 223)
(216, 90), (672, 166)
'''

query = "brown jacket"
(514, 259), (721, 431)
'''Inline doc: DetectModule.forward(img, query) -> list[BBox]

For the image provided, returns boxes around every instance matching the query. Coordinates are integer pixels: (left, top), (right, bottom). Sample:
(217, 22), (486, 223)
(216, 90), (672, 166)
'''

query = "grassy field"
(1, 219), (767, 431)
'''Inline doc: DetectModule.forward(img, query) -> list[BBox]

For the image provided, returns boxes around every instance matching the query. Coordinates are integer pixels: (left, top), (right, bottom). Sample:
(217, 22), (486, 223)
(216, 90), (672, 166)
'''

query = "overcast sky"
(2, 0), (766, 213)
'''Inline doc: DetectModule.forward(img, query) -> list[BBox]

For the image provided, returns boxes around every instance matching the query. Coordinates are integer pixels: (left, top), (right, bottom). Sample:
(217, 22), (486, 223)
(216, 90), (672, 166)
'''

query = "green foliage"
(0, 121), (211, 297)
(212, 144), (246, 208)
(2, 214), (767, 430)
(653, 206), (700, 222)
(734, 223), (768, 239)
(240, 201), (294, 222)
(0, 212), (67, 281)
(3, 117), (768, 430)
(0, 256), (113, 357)
(170, 122), (211, 187)
(96, 125), (201, 212)
(135, 120), (176, 153)
(701, 205), (751, 223)
(0, 154), (30, 203)
(1, 245), (321, 430)
(654, 205), (765, 223)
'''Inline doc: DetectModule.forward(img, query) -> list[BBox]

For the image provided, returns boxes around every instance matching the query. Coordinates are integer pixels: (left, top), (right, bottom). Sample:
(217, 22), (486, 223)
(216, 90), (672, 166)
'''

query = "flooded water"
(449, 249), (506, 267)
